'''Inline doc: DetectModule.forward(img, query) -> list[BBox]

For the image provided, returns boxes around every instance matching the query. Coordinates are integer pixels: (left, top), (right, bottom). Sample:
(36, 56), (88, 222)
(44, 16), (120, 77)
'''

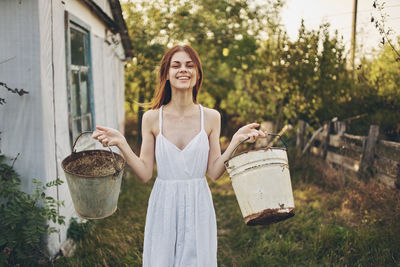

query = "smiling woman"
(92, 44), (268, 267)
(168, 52), (197, 90)
(150, 45), (203, 109)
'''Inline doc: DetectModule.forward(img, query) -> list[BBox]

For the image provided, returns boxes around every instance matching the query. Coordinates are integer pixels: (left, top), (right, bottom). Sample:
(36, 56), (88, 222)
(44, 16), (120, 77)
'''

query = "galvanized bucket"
(225, 134), (295, 226)
(61, 132), (125, 219)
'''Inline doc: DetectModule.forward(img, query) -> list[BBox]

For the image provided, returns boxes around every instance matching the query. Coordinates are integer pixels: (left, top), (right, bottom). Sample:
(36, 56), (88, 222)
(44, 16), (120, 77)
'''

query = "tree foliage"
(351, 40), (400, 140)
(122, 0), (399, 141)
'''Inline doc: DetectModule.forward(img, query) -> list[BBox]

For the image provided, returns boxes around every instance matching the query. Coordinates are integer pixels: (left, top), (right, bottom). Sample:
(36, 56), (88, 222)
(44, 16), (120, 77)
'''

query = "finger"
(257, 130), (266, 137)
(92, 131), (104, 139)
(250, 129), (260, 137)
(242, 123), (258, 130)
(96, 125), (108, 131)
(247, 123), (260, 129)
(102, 138), (109, 147)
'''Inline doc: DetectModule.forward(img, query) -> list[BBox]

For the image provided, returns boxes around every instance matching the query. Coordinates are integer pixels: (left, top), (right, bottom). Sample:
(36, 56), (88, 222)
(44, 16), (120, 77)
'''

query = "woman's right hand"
(92, 126), (126, 148)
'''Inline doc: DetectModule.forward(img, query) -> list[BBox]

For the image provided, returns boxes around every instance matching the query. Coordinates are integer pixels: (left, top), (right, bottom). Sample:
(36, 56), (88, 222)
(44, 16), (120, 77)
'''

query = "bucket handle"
(72, 131), (122, 173)
(227, 133), (288, 162)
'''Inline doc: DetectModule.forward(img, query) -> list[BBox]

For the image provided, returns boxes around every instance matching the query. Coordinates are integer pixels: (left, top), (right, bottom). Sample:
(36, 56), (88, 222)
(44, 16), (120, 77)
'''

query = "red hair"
(150, 45), (203, 109)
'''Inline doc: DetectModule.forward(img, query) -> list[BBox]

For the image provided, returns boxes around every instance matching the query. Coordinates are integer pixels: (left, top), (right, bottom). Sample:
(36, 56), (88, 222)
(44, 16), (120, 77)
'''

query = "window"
(65, 13), (95, 145)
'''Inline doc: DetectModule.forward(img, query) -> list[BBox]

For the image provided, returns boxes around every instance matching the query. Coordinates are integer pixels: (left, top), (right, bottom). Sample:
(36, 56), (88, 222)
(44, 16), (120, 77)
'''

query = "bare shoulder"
(203, 107), (220, 121)
(143, 109), (158, 120)
(142, 109), (159, 135)
(203, 107), (220, 135)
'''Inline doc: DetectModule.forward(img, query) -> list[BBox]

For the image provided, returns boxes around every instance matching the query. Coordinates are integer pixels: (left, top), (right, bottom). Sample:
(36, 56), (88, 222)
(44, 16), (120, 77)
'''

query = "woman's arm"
(92, 110), (156, 183)
(206, 109), (267, 181)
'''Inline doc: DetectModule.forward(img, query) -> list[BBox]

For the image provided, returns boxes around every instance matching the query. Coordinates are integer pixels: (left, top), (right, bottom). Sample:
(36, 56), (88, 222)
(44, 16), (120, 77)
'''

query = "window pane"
(72, 117), (81, 142)
(70, 28), (87, 66)
(71, 71), (81, 116)
(81, 113), (92, 131)
(80, 71), (90, 114)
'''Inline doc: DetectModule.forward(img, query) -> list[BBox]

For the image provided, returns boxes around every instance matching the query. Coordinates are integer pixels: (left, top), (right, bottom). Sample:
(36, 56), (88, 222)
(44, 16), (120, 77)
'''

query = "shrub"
(0, 156), (65, 266)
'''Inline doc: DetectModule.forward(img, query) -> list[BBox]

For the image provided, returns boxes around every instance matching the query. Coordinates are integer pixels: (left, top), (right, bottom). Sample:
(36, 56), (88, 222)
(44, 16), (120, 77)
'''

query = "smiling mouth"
(177, 76), (191, 80)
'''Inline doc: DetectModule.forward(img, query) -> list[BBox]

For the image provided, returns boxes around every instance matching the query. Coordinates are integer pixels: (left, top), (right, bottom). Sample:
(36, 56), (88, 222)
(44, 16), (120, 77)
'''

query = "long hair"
(150, 45), (203, 109)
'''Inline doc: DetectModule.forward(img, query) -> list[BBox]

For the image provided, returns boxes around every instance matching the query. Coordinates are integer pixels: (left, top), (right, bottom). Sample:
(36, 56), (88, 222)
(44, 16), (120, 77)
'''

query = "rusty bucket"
(225, 134), (295, 226)
(61, 132), (125, 219)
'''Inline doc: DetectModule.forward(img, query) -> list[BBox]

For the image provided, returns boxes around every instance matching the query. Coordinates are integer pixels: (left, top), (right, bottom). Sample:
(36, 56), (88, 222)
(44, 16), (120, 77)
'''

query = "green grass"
(53, 151), (400, 266)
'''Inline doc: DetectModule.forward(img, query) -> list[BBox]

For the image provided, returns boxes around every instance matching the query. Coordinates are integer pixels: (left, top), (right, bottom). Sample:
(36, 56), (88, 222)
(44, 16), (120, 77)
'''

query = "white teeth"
(177, 77), (190, 80)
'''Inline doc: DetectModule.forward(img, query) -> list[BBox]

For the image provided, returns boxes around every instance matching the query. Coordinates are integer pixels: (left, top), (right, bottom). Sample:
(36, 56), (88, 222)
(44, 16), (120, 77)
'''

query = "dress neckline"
(158, 104), (205, 152)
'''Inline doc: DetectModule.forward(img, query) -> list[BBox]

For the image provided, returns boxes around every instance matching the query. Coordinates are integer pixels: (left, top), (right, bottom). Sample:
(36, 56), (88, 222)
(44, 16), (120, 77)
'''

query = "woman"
(92, 45), (268, 266)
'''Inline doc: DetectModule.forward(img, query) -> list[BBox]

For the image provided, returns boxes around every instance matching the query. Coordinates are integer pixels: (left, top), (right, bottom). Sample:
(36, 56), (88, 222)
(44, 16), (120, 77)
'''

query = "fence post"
(321, 122), (331, 159)
(296, 120), (306, 150)
(360, 125), (379, 177)
(337, 121), (346, 136)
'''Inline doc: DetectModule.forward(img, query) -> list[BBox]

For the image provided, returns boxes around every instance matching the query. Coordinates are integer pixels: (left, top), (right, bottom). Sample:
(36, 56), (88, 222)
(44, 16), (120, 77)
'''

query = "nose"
(179, 66), (188, 73)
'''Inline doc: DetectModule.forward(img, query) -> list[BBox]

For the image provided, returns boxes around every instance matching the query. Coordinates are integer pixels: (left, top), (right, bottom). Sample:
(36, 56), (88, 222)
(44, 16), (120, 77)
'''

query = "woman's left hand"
(232, 123), (268, 144)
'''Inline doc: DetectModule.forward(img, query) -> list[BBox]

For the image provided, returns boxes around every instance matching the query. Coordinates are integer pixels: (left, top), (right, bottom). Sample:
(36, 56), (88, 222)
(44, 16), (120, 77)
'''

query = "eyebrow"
(171, 60), (193, 64)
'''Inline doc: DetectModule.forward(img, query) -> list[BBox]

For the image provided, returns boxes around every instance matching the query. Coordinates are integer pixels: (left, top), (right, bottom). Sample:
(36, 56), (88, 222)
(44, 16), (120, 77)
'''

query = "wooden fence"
(297, 120), (400, 189)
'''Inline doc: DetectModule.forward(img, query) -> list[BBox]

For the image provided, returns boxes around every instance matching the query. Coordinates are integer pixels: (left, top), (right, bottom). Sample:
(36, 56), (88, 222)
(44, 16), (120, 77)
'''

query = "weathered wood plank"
(321, 122), (330, 159)
(302, 126), (324, 155)
(328, 146), (362, 161)
(297, 120), (306, 149)
(329, 134), (342, 148)
(360, 125), (379, 174)
(376, 141), (400, 160)
(342, 138), (363, 153)
(343, 133), (366, 143)
(326, 151), (360, 172)
(380, 139), (400, 151)
(337, 121), (346, 135)
(328, 134), (363, 153)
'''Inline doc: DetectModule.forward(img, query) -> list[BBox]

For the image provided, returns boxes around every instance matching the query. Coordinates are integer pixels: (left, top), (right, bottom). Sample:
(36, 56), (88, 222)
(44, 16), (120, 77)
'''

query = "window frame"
(64, 12), (95, 148)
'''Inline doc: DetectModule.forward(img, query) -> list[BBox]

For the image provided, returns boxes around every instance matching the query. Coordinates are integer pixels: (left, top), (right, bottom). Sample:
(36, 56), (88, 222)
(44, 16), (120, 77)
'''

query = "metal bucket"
(225, 134), (295, 226)
(61, 132), (125, 219)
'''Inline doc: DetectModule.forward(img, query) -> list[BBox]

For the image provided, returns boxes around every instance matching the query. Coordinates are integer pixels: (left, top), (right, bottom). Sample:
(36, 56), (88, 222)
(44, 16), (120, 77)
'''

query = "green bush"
(0, 156), (65, 266)
(67, 217), (94, 242)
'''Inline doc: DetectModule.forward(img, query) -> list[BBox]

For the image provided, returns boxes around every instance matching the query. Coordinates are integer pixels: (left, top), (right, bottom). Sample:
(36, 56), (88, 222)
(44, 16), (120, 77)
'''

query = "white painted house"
(0, 0), (132, 256)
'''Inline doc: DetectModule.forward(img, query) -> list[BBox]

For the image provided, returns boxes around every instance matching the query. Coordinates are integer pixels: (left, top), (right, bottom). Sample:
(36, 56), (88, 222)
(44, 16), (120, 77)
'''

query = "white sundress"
(142, 104), (218, 267)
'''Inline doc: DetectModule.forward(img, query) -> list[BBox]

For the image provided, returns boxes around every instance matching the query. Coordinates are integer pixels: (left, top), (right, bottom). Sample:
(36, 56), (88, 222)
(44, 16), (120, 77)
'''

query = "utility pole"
(351, 0), (358, 78)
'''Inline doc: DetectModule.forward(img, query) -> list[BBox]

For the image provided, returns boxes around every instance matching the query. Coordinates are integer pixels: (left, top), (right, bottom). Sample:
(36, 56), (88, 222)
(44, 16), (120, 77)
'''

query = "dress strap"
(199, 104), (204, 131)
(159, 105), (163, 135)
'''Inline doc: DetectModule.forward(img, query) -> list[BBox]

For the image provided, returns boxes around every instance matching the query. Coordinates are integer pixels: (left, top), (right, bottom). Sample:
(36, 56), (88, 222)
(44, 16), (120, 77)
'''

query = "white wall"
(0, 0), (127, 258)
(37, 0), (74, 256)
(41, 0), (127, 256)
(0, 0), (44, 193)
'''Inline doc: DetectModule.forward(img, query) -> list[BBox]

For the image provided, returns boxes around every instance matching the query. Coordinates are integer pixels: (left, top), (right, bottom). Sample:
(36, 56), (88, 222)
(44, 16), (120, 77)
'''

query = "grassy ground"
(53, 150), (400, 266)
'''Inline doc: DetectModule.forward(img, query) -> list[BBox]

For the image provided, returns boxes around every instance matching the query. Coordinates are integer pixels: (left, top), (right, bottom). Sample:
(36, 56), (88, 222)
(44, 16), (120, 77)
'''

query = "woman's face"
(167, 51), (197, 91)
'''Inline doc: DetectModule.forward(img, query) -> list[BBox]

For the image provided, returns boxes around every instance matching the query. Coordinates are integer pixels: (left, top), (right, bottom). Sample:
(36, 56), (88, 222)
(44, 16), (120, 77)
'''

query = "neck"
(167, 87), (196, 114)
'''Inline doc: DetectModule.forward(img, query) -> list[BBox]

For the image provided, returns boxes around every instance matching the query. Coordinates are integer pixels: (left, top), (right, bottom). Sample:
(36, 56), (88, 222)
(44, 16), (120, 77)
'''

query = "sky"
(280, 0), (400, 61)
